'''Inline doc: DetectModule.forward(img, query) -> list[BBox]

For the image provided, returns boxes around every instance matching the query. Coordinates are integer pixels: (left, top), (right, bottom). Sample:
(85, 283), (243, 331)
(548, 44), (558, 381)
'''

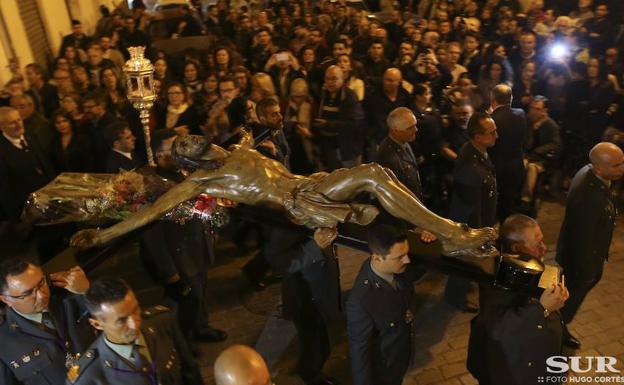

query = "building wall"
(0, 0), (35, 84)
(0, 0), (119, 84)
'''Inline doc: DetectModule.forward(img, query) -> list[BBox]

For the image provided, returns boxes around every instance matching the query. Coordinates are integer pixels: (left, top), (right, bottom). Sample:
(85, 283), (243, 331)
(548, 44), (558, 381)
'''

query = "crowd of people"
(1, 0), (624, 384)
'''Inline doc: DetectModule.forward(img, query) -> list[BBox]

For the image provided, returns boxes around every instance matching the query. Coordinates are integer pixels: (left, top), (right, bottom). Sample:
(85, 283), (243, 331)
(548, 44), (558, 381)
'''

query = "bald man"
(363, 68), (411, 149)
(214, 345), (270, 385)
(556, 142), (624, 349)
(313, 65), (364, 170)
(487, 83), (528, 223)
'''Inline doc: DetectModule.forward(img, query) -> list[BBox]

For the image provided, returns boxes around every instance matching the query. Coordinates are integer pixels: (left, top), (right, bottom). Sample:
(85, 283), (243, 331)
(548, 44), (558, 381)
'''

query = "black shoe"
(242, 268), (266, 291)
(563, 329), (581, 349)
(188, 341), (202, 357)
(458, 304), (479, 313)
(197, 327), (228, 342)
(306, 374), (340, 385)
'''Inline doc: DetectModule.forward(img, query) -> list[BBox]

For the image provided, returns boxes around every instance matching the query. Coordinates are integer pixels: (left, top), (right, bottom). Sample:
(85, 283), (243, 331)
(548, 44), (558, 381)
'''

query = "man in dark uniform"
(282, 227), (341, 385)
(376, 107), (422, 200)
(467, 214), (569, 385)
(411, 83), (445, 212)
(488, 84), (528, 223)
(0, 258), (95, 385)
(556, 142), (624, 349)
(242, 97), (295, 290)
(376, 107), (437, 244)
(140, 129), (227, 347)
(68, 278), (203, 385)
(346, 224), (415, 385)
(445, 111), (498, 312)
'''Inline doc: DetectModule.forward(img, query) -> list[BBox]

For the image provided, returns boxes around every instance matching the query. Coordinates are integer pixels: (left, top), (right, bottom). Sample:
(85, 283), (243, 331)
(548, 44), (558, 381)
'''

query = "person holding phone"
(264, 49), (304, 102)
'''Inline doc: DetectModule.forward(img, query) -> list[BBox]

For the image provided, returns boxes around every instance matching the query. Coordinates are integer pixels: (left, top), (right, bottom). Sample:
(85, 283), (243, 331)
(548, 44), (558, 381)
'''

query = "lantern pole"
(123, 46), (157, 167)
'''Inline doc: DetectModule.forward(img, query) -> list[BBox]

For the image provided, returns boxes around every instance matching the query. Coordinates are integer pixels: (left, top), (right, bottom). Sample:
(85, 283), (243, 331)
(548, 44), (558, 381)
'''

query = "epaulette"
(67, 349), (98, 384)
(142, 304), (170, 318)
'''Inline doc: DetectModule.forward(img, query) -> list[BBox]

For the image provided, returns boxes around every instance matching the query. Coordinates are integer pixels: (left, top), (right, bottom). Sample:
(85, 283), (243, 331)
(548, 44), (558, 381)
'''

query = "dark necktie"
(19, 138), (29, 152)
(132, 344), (151, 370)
(41, 312), (56, 331)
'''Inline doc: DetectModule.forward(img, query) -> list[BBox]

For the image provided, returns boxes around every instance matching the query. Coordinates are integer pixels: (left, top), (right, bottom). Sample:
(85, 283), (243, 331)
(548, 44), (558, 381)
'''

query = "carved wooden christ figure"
(71, 132), (497, 255)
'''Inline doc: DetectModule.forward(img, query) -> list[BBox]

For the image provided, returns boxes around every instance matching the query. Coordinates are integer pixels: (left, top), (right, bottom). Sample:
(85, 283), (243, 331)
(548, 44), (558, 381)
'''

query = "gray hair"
(386, 107), (415, 131)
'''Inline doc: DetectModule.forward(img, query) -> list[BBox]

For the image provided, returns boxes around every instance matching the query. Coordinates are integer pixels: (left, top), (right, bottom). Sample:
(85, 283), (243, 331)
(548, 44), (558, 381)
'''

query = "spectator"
(100, 66), (128, 116)
(364, 68), (411, 146)
(60, 19), (92, 53)
(154, 82), (203, 136)
(103, 120), (143, 172)
(182, 61), (204, 99)
(0, 106), (56, 222)
(312, 65), (364, 170)
(336, 54), (365, 101)
(520, 96), (561, 214)
(81, 92), (117, 171)
(50, 110), (94, 172)
(10, 94), (55, 156)
(25, 63), (59, 119)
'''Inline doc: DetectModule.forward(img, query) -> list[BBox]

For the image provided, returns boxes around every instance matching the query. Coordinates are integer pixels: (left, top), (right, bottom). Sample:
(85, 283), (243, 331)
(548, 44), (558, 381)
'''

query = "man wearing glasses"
(0, 257), (95, 385)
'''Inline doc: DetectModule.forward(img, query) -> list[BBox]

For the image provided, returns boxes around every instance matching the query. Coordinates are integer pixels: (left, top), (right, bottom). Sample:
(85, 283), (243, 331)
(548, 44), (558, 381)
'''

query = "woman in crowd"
(59, 93), (85, 125)
(337, 54), (365, 101)
(215, 47), (235, 77)
(50, 110), (94, 172)
(153, 57), (172, 85)
(512, 60), (540, 111)
(182, 61), (204, 99)
(478, 56), (509, 106)
(100, 66), (128, 116)
(154, 82), (203, 135)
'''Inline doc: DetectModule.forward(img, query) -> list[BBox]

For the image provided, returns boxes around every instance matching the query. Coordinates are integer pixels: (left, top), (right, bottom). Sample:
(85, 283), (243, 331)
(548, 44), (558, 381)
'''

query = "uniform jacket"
(346, 258), (415, 385)
(376, 137), (423, 200)
(488, 105), (527, 175)
(556, 164), (616, 278)
(0, 292), (95, 385)
(449, 142), (498, 228)
(467, 286), (563, 385)
(68, 306), (202, 385)
(0, 131), (56, 221)
(282, 237), (341, 323)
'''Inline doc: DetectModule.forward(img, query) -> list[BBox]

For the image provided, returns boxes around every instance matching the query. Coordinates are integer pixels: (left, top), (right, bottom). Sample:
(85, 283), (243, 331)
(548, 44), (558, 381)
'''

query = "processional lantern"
(123, 46), (157, 166)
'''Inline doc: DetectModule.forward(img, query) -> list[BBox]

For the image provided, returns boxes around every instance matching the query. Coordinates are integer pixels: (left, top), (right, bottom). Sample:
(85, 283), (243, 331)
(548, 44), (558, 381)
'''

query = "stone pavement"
(197, 201), (624, 385)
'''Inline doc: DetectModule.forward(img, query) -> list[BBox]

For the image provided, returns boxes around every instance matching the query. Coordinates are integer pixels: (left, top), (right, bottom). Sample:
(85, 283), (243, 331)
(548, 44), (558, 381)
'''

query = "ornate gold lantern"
(123, 46), (157, 166)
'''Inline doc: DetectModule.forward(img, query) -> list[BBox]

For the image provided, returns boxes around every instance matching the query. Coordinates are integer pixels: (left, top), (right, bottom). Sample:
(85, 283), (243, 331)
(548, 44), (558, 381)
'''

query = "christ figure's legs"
(312, 163), (497, 253)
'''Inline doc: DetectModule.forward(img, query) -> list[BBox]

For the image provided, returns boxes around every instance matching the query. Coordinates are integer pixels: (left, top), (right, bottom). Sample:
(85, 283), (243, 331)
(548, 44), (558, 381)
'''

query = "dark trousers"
(444, 275), (476, 308)
(168, 273), (210, 342)
(560, 264), (604, 324)
(497, 171), (524, 223)
(293, 294), (331, 382)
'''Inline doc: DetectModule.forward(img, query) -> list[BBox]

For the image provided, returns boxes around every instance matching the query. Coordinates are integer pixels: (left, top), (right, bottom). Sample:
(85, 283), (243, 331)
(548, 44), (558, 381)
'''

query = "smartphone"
(276, 53), (289, 62)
